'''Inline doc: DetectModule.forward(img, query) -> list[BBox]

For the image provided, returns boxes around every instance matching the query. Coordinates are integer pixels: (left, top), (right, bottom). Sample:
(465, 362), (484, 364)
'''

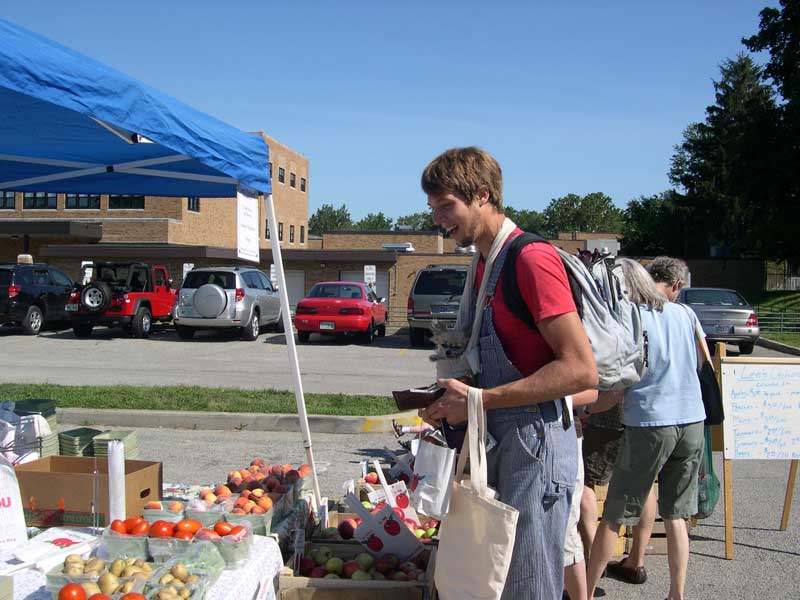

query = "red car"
(294, 281), (388, 344)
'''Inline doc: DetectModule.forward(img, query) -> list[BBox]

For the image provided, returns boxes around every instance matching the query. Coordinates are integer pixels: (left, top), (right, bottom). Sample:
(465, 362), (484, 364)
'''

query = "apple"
(392, 507), (405, 520)
(372, 571), (386, 580)
(414, 529), (425, 538)
(375, 556), (393, 573)
(351, 570), (372, 581)
(392, 571), (409, 581)
(326, 557), (344, 575)
(399, 561), (417, 575)
(309, 566), (328, 578)
(361, 501), (373, 509)
(298, 556), (315, 576)
(355, 552), (374, 571)
(425, 527), (437, 538)
(342, 560), (361, 578)
(364, 472), (378, 485)
(324, 573), (340, 579)
(310, 547), (332, 566)
(337, 518), (358, 540)
(404, 518), (418, 532)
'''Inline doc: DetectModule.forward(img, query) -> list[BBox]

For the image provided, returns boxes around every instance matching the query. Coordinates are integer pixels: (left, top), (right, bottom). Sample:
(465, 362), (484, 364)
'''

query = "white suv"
(173, 267), (283, 341)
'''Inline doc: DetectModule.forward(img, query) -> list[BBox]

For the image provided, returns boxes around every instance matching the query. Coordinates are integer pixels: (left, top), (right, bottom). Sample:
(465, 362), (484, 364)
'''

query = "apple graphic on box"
(383, 519), (401, 536)
(367, 534), (384, 552)
(395, 493), (409, 508)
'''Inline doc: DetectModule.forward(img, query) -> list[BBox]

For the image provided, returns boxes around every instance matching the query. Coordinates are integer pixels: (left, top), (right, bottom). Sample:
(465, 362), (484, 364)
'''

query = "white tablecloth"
(13, 535), (283, 600)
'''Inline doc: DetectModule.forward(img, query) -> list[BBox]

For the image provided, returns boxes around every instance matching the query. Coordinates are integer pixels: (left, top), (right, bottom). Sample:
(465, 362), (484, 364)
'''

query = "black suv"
(0, 263), (74, 335)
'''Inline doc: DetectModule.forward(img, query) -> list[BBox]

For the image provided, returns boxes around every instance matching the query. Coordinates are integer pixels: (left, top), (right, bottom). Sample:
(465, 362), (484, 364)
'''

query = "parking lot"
(0, 322), (793, 395)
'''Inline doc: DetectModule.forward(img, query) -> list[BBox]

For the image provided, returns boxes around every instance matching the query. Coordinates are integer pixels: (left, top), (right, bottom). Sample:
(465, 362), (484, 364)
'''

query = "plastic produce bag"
(696, 426), (720, 519)
(0, 454), (28, 552)
(410, 432), (456, 519)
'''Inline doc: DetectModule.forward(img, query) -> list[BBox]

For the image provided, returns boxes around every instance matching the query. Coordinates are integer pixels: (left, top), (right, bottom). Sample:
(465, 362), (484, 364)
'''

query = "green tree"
(622, 192), (686, 256)
(669, 54), (779, 257)
(308, 203), (352, 235)
(541, 193), (624, 238)
(353, 212), (394, 231)
(503, 206), (547, 234)
(395, 211), (436, 231)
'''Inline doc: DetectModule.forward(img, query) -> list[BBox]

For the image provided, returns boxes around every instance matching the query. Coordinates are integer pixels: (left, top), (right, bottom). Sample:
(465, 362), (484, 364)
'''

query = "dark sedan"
(677, 287), (759, 354)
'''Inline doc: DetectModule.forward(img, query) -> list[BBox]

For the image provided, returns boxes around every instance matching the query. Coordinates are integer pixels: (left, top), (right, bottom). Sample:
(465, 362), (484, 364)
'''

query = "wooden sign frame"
(715, 346), (800, 559)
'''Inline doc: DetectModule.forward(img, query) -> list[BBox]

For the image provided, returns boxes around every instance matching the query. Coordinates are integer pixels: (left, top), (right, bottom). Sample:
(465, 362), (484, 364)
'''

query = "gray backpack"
(501, 233), (646, 390)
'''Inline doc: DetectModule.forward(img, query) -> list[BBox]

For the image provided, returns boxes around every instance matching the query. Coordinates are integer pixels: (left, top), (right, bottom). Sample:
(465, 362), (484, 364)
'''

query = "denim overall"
(475, 241), (578, 600)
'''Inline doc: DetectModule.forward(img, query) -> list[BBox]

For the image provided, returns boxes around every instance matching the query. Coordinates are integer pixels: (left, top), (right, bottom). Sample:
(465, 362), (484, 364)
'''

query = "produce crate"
(280, 543), (437, 600)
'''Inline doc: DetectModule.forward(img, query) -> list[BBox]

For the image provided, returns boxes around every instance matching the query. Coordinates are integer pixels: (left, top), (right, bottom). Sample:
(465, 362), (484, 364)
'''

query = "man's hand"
(419, 378), (471, 426)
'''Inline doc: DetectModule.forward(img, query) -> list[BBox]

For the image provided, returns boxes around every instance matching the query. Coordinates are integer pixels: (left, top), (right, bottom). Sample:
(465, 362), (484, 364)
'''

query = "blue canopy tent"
(0, 17), (322, 507)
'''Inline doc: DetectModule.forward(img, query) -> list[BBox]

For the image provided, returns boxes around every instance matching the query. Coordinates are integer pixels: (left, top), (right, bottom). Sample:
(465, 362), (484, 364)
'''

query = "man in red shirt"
(420, 147), (597, 600)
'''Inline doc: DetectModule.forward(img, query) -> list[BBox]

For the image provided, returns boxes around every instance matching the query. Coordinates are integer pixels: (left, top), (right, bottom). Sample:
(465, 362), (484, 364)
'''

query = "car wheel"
(362, 321), (375, 344)
(80, 282), (112, 313)
(409, 327), (425, 347)
(131, 306), (152, 338)
(377, 317), (387, 337)
(72, 321), (94, 338)
(274, 313), (285, 333)
(738, 341), (755, 355)
(176, 325), (196, 340)
(241, 311), (260, 341)
(22, 305), (44, 335)
(298, 331), (310, 343)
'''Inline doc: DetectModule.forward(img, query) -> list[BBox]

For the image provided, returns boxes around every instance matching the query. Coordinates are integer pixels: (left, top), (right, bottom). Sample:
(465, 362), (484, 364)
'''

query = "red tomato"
(174, 530), (193, 540)
(88, 594), (112, 600)
(129, 520), (150, 536)
(149, 520), (175, 538)
(58, 583), (86, 600)
(194, 527), (221, 542)
(213, 521), (233, 537)
(123, 517), (144, 534)
(110, 519), (127, 535)
(229, 525), (246, 539)
(119, 594), (147, 600)
(174, 518), (202, 535)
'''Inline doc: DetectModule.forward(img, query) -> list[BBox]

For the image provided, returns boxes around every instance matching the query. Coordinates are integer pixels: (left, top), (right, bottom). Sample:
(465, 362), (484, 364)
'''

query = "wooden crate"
(280, 542), (437, 600)
(624, 533), (668, 555)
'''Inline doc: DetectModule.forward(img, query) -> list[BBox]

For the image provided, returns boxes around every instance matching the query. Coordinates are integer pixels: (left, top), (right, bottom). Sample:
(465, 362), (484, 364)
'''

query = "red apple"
(342, 560), (361, 578)
(337, 518), (357, 540)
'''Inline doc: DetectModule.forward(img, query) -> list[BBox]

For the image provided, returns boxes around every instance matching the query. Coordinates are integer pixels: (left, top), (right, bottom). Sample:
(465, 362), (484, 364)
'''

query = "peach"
(239, 470), (250, 480)
(227, 471), (239, 481)
(257, 497), (273, 511)
(244, 500), (257, 512)
(283, 463), (292, 474)
(144, 501), (162, 510)
(250, 457), (265, 467)
(235, 496), (249, 508)
(298, 464), (312, 476)
(285, 470), (301, 484)
(240, 489), (251, 500)
(231, 508), (246, 515)
(199, 487), (213, 497)
(254, 472), (267, 482)
(270, 464), (285, 478)
(251, 488), (265, 498)
(251, 505), (265, 514)
(214, 485), (232, 498)
(248, 465), (261, 474)
(265, 477), (280, 492)
(168, 501), (184, 512)
(230, 477), (244, 491)
(203, 493), (217, 505)
(247, 480), (262, 491)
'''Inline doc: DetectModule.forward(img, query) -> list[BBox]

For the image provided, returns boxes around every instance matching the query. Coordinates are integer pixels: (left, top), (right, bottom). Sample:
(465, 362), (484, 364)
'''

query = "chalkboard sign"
(721, 358), (800, 460)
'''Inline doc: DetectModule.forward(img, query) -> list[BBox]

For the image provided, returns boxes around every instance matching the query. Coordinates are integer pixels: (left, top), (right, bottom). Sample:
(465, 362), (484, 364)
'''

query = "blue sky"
(1, 1), (770, 220)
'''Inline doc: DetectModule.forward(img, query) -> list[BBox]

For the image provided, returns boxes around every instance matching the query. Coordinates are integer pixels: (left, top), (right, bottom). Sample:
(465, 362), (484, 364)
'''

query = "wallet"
(392, 383), (445, 411)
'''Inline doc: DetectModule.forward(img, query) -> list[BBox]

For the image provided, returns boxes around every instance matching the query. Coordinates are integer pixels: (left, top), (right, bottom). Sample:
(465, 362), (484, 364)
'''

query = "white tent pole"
(263, 192), (322, 510)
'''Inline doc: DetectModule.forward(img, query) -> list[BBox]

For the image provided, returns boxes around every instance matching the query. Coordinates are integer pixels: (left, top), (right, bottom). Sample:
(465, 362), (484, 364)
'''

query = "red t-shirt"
(474, 229), (576, 377)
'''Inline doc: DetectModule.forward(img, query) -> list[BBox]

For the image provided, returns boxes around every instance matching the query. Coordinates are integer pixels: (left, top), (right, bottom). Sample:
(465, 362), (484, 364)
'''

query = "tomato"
(88, 595), (112, 600)
(123, 517), (145, 534)
(120, 594), (147, 600)
(229, 525), (246, 539)
(110, 519), (127, 535)
(58, 583), (86, 600)
(149, 520), (175, 538)
(213, 521), (233, 536)
(129, 520), (150, 536)
(174, 530), (193, 540)
(194, 527), (221, 542)
(175, 518), (202, 535)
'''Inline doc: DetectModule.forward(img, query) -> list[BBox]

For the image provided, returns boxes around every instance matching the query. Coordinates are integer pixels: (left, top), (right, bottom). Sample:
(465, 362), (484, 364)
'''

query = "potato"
(120, 580), (135, 594)
(64, 554), (85, 566)
(98, 572), (120, 595)
(179, 589), (191, 599)
(81, 582), (102, 595)
(85, 557), (105, 572)
(110, 558), (126, 576)
(63, 565), (84, 576)
(170, 563), (188, 582)
(185, 574), (200, 586)
(159, 573), (175, 585)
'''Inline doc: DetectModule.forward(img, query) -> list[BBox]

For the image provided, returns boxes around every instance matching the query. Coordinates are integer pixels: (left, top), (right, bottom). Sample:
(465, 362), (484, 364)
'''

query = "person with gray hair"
(585, 258), (707, 600)
(648, 256), (689, 301)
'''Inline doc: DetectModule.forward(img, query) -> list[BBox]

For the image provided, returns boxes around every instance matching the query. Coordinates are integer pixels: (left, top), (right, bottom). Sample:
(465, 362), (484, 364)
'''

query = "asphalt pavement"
(59, 423), (799, 600)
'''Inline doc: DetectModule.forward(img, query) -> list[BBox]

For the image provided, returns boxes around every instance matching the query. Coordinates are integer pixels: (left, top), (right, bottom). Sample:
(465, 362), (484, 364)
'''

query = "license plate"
(65, 304), (78, 312)
(432, 304), (457, 314)
(714, 321), (733, 334)
(320, 321), (335, 330)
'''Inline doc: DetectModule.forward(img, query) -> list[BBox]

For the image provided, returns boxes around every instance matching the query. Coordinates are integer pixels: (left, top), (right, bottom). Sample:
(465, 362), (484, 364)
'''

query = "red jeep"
(66, 262), (176, 338)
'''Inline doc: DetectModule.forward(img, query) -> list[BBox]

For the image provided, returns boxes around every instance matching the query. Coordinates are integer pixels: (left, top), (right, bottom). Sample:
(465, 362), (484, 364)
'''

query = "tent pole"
(263, 193), (322, 511)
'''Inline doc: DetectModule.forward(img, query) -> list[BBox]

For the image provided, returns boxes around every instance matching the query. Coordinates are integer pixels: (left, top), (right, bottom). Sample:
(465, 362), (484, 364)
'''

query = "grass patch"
(0, 384), (396, 416)
(751, 291), (800, 312)
(762, 333), (800, 349)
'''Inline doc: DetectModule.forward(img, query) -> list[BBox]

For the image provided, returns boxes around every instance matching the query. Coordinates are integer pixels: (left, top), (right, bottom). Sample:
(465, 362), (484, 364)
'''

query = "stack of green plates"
(11, 432), (60, 458)
(13, 399), (57, 433)
(59, 427), (103, 456)
(92, 431), (139, 459)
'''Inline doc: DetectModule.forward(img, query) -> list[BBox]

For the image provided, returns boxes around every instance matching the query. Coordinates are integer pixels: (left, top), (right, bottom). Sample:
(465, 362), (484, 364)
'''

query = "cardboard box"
(15, 456), (162, 527)
(0, 576), (12, 600)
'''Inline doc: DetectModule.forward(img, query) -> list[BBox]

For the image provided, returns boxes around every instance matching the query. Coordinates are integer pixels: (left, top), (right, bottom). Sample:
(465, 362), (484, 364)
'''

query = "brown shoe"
(606, 557), (647, 584)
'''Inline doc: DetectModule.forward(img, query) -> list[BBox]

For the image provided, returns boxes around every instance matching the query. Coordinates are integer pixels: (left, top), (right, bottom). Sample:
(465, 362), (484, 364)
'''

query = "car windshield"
(683, 289), (748, 306)
(0, 270), (10, 286)
(414, 270), (467, 296)
(182, 271), (236, 289)
(308, 284), (363, 299)
(94, 264), (130, 285)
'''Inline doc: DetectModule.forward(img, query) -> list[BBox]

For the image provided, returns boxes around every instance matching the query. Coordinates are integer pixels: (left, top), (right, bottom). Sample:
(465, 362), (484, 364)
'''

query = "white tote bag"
(435, 387), (519, 600)
(410, 433), (456, 520)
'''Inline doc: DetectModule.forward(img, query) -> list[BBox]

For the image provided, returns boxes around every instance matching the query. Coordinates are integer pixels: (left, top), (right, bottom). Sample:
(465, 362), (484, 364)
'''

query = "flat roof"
(0, 220), (102, 239)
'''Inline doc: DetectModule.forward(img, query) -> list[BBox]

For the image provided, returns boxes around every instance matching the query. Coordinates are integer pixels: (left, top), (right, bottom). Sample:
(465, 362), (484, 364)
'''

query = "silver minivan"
(173, 267), (282, 341)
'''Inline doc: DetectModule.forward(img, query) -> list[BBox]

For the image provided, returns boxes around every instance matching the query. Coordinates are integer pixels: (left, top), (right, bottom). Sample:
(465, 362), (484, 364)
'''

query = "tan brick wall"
(168, 197), (238, 246)
(306, 237), (323, 249)
(557, 231), (623, 241)
(323, 232), (442, 252)
(259, 133), (309, 250)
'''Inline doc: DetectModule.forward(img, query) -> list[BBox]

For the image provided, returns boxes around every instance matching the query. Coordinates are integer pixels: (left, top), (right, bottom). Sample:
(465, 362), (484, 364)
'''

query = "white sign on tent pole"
(270, 264), (277, 285)
(236, 191), (260, 263)
(364, 265), (376, 285)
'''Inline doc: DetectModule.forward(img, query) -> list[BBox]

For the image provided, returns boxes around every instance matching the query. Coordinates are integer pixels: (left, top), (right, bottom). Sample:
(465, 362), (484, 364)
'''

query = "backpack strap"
(500, 232), (584, 331)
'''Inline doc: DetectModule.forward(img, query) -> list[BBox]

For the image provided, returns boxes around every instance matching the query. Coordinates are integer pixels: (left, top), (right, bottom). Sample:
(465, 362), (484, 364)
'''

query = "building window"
(109, 194), (145, 210)
(278, 167), (285, 184)
(289, 224), (295, 243)
(300, 177), (306, 192)
(65, 194), (100, 209)
(23, 192), (57, 209)
(278, 222), (284, 241)
(265, 221), (270, 239)
(300, 225), (305, 243)
(0, 191), (15, 210)
(187, 196), (200, 212)
(268, 162), (272, 178)
(290, 172), (296, 188)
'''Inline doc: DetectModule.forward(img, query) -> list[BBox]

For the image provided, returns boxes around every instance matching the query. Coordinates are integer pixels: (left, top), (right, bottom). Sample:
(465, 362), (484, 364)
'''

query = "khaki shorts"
(582, 425), (623, 487)
(602, 422), (704, 525)
(563, 438), (584, 567)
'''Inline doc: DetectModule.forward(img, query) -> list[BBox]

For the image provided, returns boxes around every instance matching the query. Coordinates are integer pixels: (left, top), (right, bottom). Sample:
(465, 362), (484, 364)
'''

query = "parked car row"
(0, 261), (387, 344)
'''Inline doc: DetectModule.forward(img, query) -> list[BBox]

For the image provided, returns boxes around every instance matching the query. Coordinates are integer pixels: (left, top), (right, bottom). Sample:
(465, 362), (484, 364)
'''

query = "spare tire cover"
(193, 283), (227, 318)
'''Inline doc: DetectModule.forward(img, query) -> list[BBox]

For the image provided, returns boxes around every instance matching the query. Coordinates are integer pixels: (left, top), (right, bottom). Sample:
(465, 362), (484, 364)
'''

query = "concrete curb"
(756, 337), (800, 357)
(57, 407), (423, 434)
